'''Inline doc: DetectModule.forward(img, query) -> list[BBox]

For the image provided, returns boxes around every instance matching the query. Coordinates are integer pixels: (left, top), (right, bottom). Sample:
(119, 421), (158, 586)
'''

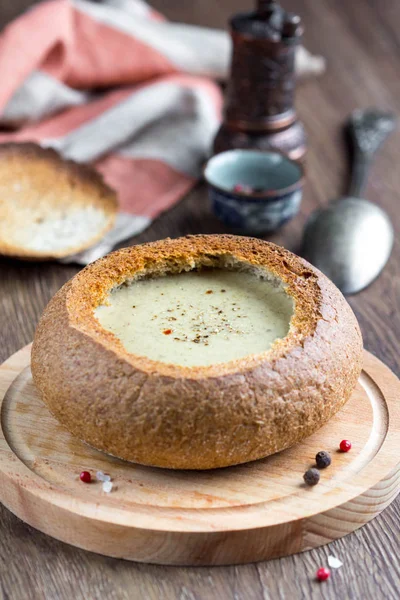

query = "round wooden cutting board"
(0, 345), (399, 566)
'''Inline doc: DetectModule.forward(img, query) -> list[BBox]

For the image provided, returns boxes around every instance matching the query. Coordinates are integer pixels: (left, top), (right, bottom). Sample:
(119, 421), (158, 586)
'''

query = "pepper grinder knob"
(257, 0), (277, 12)
(257, 1), (278, 22)
(282, 14), (303, 39)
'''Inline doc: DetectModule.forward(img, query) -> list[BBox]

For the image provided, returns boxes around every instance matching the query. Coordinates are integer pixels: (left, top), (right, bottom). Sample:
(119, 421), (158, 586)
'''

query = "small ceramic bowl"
(204, 150), (305, 234)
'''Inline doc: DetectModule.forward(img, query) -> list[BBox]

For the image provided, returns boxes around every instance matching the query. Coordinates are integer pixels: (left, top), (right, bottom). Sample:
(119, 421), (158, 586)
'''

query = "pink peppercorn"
(316, 567), (330, 581)
(339, 440), (352, 452)
(80, 471), (91, 483)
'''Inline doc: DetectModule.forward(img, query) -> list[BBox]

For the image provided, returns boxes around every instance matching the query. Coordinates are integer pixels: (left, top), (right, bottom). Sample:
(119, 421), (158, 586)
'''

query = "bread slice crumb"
(0, 142), (117, 260)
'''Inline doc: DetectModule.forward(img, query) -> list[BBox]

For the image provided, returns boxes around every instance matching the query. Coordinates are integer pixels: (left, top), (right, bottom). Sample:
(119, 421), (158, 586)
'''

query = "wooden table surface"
(0, 0), (399, 598)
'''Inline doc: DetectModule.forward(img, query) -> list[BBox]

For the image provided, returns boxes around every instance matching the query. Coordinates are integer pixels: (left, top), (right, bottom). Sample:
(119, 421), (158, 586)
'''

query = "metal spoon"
(302, 109), (396, 295)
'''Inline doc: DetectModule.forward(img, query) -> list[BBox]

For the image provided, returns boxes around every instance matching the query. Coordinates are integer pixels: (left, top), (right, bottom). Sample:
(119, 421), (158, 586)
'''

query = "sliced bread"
(0, 143), (117, 260)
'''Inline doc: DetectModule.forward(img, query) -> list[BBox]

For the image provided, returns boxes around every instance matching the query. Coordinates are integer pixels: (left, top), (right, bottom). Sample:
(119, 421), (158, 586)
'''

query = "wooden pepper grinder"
(213, 0), (306, 161)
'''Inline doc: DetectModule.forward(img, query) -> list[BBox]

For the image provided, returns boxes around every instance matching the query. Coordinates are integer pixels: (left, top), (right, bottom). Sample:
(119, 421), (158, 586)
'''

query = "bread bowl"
(32, 235), (363, 470)
(0, 142), (117, 260)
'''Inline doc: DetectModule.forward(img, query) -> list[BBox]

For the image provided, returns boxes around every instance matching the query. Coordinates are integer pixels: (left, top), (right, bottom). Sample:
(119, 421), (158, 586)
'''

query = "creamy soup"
(94, 269), (293, 367)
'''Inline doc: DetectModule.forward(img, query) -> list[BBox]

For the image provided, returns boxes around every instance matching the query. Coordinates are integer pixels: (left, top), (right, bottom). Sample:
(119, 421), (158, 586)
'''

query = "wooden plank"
(0, 345), (399, 566)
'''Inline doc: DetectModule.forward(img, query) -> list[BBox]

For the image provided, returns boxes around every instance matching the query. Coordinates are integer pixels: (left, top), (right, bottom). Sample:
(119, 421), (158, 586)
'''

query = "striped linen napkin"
(0, 0), (325, 264)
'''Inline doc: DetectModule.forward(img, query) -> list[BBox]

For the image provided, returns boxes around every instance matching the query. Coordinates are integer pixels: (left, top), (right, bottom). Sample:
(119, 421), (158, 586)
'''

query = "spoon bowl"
(303, 197), (394, 295)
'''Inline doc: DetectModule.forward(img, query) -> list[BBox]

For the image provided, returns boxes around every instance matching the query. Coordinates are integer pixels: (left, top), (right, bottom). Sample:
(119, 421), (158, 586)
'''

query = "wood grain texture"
(1, 346), (399, 566)
(0, 0), (399, 598)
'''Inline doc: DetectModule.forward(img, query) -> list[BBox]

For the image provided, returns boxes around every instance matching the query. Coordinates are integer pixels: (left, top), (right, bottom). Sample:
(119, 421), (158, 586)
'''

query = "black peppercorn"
(315, 450), (331, 469)
(303, 468), (320, 486)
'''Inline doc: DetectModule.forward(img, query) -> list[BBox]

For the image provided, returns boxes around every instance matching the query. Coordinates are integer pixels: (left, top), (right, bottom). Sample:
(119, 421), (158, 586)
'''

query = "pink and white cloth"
(0, 0), (325, 264)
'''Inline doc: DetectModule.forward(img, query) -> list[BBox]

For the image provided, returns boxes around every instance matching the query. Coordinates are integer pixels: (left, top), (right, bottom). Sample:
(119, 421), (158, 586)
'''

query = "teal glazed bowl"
(205, 150), (305, 234)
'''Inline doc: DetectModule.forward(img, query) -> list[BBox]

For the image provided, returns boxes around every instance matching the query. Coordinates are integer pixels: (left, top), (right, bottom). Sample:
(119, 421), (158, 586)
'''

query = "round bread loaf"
(31, 235), (363, 469)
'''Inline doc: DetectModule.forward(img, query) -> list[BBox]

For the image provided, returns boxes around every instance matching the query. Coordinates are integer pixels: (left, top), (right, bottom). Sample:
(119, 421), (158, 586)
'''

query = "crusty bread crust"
(0, 142), (117, 260)
(31, 235), (363, 469)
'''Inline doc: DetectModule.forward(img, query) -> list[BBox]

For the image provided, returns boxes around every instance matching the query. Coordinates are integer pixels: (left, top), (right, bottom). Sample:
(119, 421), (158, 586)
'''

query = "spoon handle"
(347, 109), (396, 198)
